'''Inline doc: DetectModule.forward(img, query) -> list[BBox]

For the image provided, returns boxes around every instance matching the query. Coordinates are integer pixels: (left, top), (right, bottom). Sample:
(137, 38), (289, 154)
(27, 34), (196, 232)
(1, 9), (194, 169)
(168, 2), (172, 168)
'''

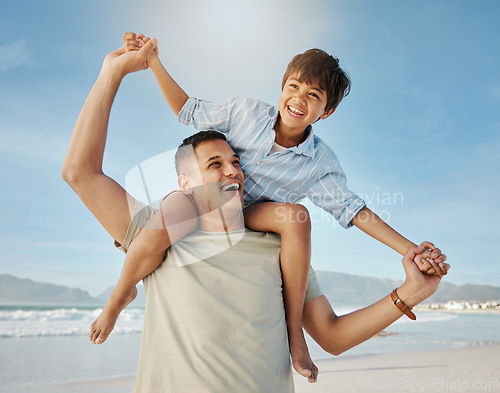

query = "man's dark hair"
(174, 130), (227, 176)
(282, 48), (351, 112)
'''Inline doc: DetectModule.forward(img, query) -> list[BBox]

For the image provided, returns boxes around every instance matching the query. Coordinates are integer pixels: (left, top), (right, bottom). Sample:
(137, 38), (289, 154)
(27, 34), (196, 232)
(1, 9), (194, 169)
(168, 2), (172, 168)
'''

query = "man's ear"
(178, 175), (194, 194)
(319, 107), (336, 120)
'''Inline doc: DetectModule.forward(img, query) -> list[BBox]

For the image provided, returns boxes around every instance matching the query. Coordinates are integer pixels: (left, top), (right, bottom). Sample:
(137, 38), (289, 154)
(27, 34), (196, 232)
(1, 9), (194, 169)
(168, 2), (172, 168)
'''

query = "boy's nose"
(294, 91), (307, 104)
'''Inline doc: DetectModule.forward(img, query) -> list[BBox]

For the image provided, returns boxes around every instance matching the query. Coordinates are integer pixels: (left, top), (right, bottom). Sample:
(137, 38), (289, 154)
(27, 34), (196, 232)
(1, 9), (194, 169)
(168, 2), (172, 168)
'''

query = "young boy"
(90, 33), (448, 382)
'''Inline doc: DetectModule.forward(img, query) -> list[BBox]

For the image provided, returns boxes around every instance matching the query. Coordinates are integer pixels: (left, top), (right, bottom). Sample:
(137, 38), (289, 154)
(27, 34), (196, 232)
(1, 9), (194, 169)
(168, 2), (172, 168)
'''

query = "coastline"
(415, 300), (500, 313)
(3, 307), (499, 393)
(55, 342), (500, 393)
(416, 308), (500, 315)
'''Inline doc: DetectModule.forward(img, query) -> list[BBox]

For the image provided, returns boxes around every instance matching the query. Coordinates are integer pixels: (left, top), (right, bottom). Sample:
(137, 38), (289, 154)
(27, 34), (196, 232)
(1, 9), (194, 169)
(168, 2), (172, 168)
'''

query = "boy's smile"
(276, 73), (335, 145)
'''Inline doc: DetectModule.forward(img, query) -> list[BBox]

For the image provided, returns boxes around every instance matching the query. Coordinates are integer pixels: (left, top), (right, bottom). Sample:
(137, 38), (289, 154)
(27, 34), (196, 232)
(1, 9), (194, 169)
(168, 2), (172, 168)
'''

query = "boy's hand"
(100, 37), (157, 79)
(123, 32), (158, 66)
(413, 241), (449, 277)
(401, 243), (444, 306)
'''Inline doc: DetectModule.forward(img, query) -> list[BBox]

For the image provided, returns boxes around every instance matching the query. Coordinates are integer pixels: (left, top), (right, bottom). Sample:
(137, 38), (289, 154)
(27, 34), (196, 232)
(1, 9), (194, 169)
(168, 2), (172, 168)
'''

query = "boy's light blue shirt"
(178, 96), (365, 229)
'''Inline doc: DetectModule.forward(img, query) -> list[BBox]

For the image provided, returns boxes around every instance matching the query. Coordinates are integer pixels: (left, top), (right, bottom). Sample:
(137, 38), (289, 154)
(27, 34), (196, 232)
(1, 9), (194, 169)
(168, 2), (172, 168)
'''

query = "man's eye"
(209, 161), (221, 167)
(233, 160), (240, 166)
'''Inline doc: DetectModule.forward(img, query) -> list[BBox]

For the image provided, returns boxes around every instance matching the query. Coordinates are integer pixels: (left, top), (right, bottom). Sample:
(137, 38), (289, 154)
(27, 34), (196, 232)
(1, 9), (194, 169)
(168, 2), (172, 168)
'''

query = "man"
(62, 39), (446, 393)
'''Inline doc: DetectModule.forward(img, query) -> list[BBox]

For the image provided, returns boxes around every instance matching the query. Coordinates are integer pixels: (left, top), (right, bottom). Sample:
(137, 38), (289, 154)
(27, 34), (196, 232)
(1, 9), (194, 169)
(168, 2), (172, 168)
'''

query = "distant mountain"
(316, 271), (401, 305)
(425, 282), (500, 303)
(316, 270), (500, 305)
(96, 285), (146, 307)
(1, 272), (499, 307)
(0, 274), (100, 306)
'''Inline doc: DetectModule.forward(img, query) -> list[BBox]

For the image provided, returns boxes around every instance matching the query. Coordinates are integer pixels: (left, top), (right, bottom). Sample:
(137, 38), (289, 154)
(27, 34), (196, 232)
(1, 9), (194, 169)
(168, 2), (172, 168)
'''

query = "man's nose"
(223, 163), (239, 177)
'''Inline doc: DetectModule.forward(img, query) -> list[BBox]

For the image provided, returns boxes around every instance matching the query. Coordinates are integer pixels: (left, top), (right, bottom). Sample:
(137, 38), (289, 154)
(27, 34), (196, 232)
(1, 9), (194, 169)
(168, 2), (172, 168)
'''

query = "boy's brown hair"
(282, 48), (351, 112)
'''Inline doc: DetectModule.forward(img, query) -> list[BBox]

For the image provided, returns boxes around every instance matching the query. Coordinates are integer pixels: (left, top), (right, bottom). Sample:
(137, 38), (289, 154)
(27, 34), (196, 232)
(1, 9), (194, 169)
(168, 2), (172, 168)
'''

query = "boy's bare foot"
(89, 286), (138, 344)
(289, 330), (318, 383)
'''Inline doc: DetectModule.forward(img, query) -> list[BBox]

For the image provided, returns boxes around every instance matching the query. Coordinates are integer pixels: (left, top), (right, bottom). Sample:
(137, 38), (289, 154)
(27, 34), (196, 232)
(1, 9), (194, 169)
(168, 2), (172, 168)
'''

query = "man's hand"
(400, 243), (448, 307)
(413, 241), (448, 277)
(100, 35), (157, 79)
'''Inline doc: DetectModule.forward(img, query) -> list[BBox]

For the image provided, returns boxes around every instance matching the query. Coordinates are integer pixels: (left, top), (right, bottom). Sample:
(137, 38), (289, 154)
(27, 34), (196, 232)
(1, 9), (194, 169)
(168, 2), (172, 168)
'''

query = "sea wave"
(394, 311), (459, 324)
(0, 307), (144, 338)
(330, 305), (460, 324)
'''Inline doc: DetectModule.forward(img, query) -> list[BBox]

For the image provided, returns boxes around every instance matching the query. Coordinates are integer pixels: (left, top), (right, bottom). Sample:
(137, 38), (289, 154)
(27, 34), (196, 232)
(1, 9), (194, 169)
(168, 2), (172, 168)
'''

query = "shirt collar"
(268, 106), (316, 158)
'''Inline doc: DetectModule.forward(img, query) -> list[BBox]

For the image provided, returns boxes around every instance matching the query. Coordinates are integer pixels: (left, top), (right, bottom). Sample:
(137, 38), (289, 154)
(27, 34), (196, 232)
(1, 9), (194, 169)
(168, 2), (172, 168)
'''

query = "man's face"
(278, 72), (334, 131)
(182, 139), (244, 213)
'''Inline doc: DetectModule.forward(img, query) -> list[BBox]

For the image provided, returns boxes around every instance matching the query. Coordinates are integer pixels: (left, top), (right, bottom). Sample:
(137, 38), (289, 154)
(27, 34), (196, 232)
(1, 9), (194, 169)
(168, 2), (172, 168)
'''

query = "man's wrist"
(396, 282), (425, 309)
(96, 66), (126, 93)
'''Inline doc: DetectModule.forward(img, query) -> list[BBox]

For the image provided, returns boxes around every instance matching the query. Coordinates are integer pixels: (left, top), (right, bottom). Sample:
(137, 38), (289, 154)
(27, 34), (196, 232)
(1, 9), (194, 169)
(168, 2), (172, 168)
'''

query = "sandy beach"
(293, 343), (500, 393)
(59, 343), (500, 393)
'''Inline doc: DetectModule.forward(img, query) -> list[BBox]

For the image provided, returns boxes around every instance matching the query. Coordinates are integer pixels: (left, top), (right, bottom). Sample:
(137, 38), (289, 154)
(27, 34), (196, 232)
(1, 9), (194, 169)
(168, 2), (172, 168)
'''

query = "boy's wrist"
(147, 52), (161, 67)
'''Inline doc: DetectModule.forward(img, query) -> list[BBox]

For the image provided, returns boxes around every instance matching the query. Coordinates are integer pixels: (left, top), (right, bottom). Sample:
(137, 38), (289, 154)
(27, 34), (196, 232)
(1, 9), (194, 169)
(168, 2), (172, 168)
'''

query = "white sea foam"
(0, 307), (144, 338)
(394, 311), (459, 324)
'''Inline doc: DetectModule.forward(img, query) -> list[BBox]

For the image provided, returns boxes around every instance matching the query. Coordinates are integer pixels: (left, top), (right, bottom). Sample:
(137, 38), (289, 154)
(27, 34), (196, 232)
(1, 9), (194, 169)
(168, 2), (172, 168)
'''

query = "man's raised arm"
(302, 244), (445, 356)
(61, 38), (157, 244)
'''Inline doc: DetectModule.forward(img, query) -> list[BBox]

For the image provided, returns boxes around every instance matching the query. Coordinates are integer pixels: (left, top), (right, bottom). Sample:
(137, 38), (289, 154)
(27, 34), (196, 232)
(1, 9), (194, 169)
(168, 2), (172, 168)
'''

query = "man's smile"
(221, 181), (241, 192)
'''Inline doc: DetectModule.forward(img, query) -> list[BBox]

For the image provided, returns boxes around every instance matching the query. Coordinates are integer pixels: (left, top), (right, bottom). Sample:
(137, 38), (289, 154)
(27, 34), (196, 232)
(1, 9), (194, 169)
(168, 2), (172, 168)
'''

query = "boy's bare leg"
(90, 191), (198, 344)
(244, 202), (318, 383)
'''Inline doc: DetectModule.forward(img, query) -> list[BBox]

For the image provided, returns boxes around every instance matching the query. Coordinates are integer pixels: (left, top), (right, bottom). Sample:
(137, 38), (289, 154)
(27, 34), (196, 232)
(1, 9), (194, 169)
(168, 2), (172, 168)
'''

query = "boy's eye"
(289, 83), (298, 89)
(309, 92), (319, 99)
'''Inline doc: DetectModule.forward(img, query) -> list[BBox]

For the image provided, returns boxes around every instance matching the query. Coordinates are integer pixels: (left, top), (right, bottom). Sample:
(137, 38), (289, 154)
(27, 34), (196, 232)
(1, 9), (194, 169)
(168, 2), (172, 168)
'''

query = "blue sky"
(1, 0), (499, 296)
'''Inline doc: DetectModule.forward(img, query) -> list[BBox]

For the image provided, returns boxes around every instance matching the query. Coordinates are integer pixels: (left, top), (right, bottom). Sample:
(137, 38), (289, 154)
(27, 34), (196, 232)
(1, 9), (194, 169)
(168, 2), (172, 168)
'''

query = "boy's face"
(278, 72), (334, 132)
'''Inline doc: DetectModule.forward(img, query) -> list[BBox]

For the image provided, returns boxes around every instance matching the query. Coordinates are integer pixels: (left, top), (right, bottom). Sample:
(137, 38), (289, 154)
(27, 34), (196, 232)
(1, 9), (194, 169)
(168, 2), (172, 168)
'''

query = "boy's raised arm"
(130, 34), (189, 116)
(149, 54), (188, 116)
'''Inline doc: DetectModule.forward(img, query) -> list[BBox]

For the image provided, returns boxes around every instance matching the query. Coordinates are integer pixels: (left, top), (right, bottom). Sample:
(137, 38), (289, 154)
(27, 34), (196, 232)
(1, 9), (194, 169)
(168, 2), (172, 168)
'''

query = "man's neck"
(198, 208), (245, 233)
(273, 115), (308, 148)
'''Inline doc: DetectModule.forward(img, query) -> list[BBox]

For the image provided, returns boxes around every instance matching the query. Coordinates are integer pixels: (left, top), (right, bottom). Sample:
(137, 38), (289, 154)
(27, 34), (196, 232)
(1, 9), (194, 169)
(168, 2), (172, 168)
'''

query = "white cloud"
(0, 40), (36, 72)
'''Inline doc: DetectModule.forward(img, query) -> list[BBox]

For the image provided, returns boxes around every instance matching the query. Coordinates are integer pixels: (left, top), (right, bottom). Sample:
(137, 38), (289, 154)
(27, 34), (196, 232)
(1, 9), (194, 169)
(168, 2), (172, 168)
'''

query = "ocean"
(1, 305), (499, 393)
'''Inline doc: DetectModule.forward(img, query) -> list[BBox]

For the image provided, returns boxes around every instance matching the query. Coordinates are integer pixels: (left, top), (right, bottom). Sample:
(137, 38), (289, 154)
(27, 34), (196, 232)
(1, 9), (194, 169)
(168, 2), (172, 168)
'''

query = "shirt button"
(257, 162), (261, 165)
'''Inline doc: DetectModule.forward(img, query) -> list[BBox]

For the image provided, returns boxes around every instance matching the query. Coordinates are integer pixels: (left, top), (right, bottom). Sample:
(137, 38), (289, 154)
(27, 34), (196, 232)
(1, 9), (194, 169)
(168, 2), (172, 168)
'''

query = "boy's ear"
(319, 107), (336, 120)
(178, 175), (194, 194)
